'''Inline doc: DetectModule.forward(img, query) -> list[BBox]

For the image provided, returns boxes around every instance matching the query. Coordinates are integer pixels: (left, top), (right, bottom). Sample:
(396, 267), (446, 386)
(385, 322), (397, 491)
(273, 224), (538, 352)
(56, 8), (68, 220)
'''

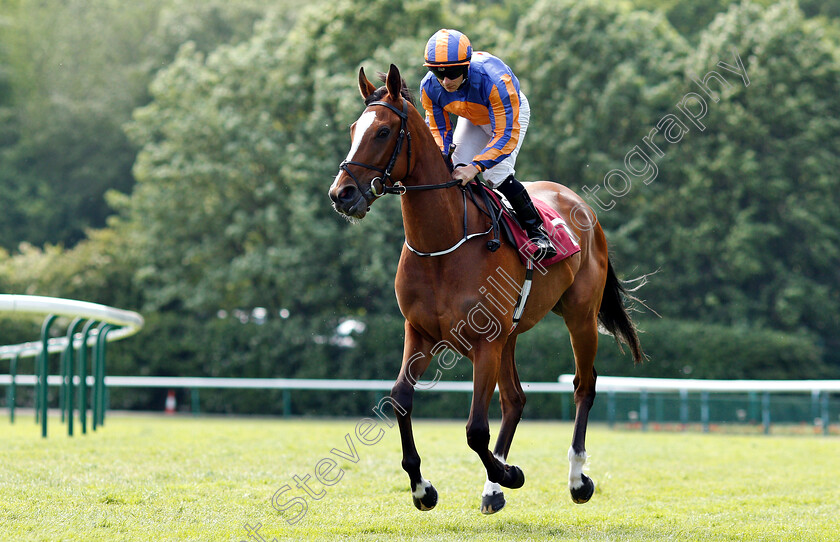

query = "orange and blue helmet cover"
(424, 29), (472, 66)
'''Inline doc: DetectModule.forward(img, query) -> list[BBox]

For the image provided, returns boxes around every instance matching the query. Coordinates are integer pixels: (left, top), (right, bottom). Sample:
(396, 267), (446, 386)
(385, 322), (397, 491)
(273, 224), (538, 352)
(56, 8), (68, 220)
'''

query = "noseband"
(339, 100), (413, 199)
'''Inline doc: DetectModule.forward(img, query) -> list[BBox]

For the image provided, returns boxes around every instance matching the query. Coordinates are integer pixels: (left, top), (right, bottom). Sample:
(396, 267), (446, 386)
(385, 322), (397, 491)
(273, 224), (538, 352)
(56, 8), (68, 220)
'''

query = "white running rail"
(0, 294), (144, 359)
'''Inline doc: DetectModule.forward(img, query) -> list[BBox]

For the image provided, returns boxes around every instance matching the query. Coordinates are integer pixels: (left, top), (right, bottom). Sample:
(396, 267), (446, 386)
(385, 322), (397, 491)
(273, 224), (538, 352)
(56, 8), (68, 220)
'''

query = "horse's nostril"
(338, 185), (359, 203)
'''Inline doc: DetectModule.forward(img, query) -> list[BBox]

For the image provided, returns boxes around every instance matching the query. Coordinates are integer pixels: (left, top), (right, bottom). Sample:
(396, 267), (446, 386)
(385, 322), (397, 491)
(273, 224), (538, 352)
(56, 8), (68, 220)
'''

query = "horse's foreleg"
(480, 338), (526, 514)
(467, 344), (524, 499)
(566, 315), (599, 504)
(391, 322), (437, 511)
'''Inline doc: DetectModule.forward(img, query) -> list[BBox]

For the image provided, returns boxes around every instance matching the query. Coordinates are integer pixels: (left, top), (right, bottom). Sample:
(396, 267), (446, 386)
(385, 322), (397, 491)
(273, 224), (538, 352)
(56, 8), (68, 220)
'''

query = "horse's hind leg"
(391, 322), (437, 511)
(481, 337), (526, 515)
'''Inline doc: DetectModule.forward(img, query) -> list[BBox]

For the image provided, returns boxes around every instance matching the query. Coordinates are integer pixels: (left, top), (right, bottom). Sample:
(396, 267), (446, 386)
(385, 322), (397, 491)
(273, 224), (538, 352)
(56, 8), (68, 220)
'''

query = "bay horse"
(329, 64), (643, 514)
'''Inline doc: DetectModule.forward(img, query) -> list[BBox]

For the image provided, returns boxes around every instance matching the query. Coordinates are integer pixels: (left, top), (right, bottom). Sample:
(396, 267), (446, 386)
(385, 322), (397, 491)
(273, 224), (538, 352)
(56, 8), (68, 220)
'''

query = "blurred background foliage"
(1, 0), (838, 415)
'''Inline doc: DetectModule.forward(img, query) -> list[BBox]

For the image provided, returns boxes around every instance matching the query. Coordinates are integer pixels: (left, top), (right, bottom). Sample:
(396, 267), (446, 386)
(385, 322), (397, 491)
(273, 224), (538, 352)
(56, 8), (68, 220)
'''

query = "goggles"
(429, 64), (468, 81)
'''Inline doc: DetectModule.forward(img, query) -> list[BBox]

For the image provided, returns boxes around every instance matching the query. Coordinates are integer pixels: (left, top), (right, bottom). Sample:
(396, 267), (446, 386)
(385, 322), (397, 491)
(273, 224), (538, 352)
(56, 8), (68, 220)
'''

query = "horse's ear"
(386, 64), (402, 102)
(358, 67), (377, 100)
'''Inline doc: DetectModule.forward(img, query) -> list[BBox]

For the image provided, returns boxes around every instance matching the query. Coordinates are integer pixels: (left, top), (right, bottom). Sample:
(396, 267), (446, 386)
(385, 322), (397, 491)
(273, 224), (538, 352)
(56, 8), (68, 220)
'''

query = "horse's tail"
(598, 257), (645, 364)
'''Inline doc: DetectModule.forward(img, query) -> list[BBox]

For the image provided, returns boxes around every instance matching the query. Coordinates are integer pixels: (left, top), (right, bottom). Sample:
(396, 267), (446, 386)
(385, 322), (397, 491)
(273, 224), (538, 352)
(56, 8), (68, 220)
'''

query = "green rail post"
(654, 393), (664, 425)
(679, 389), (689, 429)
(93, 323), (113, 430)
(63, 317), (84, 436)
(59, 348), (66, 423)
(811, 390), (820, 429)
(78, 320), (98, 435)
(283, 389), (291, 418)
(820, 391), (830, 436)
(39, 314), (58, 438)
(96, 325), (113, 428)
(701, 391), (710, 433)
(640, 389), (649, 431)
(748, 391), (759, 423)
(191, 388), (200, 416)
(9, 352), (20, 423)
(762, 391), (771, 435)
(34, 349), (40, 424)
(607, 390), (616, 428)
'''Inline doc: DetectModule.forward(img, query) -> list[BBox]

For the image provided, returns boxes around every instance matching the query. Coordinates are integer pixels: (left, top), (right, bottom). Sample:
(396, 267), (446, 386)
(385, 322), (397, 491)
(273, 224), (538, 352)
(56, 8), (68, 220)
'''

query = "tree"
(0, 0), (274, 251)
(118, 0), (449, 316)
(611, 1), (840, 359)
(631, 0), (776, 41)
(506, 0), (689, 231)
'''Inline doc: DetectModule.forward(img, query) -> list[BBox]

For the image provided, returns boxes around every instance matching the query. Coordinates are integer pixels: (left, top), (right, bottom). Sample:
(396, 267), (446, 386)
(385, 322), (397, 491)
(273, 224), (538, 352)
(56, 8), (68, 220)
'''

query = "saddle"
(467, 182), (581, 268)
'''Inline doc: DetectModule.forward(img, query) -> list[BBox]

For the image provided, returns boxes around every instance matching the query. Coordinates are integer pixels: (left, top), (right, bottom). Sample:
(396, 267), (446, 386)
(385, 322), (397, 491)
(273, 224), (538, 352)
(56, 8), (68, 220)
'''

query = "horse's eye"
(376, 127), (391, 139)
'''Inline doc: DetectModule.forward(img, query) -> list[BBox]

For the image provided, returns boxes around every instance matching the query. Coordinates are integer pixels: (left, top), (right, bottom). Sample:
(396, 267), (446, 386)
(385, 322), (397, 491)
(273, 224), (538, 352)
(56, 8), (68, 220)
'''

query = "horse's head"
(330, 64), (414, 220)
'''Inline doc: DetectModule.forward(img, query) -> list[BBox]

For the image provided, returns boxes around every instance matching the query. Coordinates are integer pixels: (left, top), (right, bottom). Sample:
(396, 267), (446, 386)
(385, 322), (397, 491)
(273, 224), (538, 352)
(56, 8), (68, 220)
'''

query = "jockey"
(419, 28), (556, 260)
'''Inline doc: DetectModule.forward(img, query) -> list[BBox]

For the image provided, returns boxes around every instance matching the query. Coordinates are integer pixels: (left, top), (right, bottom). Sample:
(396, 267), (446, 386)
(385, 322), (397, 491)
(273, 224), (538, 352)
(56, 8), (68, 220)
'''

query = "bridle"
(337, 99), (460, 201)
(337, 97), (490, 258)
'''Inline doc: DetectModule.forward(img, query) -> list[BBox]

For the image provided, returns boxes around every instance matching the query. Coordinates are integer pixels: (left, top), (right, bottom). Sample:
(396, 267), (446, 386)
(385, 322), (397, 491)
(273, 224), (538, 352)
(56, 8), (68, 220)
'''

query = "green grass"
(1, 414), (839, 541)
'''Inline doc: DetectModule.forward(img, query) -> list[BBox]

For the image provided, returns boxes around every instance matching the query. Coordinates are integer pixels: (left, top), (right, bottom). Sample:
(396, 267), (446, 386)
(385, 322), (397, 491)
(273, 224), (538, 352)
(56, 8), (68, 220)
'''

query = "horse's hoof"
(570, 473), (595, 504)
(501, 464), (525, 489)
(480, 491), (506, 515)
(412, 482), (438, 511)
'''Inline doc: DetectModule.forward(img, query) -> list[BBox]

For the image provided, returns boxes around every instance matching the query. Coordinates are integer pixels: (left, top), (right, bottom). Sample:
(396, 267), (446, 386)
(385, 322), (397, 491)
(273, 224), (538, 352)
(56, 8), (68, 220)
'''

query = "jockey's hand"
(452, 164), (480, 186)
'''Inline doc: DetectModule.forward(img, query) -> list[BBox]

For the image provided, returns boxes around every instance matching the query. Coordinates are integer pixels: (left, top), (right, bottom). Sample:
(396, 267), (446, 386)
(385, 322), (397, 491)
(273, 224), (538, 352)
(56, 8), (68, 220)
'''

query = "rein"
(404, 188), (494, 257)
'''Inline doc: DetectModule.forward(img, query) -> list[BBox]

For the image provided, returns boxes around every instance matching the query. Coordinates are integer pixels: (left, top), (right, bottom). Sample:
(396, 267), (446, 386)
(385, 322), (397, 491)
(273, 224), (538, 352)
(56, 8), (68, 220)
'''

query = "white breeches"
(450, 93), (531, 188)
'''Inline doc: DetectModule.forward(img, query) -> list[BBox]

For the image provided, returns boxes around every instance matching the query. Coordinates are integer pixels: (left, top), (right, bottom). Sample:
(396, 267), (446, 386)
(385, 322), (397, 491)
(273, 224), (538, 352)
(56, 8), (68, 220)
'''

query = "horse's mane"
(365, 72), (416, 107)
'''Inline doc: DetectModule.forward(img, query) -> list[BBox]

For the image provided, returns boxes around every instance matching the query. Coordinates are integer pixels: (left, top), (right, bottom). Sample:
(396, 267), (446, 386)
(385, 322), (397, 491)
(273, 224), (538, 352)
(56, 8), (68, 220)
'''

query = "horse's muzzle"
(329, 182), (369, 219)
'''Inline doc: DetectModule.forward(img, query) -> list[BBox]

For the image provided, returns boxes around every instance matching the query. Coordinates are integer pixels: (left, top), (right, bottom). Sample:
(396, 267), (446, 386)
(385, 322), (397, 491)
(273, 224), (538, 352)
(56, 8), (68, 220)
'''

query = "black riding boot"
(497, 175), (557, 260)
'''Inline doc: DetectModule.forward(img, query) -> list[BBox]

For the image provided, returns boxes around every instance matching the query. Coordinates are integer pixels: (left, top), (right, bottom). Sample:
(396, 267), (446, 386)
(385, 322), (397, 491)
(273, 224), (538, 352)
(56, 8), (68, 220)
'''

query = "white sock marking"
(483, 479), (503, 497)
(482, 453), (507, 496)
(568, 446), (587, 490)
(412, 477), (432, 499)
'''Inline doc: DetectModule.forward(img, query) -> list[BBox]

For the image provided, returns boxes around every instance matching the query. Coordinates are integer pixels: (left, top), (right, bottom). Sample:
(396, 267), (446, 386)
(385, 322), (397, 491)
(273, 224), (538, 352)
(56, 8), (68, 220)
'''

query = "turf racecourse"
(1, 415), (838, 541)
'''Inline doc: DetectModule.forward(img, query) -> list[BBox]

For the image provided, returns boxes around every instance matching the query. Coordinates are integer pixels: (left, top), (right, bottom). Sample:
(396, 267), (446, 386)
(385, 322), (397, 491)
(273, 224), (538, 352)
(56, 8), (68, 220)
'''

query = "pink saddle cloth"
(483, 188), (581, 268)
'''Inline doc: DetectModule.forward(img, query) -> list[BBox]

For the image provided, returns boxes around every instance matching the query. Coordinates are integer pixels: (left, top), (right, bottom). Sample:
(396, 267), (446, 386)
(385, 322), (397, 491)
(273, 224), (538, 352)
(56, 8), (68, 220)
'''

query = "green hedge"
(515, 316), (831, 381)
